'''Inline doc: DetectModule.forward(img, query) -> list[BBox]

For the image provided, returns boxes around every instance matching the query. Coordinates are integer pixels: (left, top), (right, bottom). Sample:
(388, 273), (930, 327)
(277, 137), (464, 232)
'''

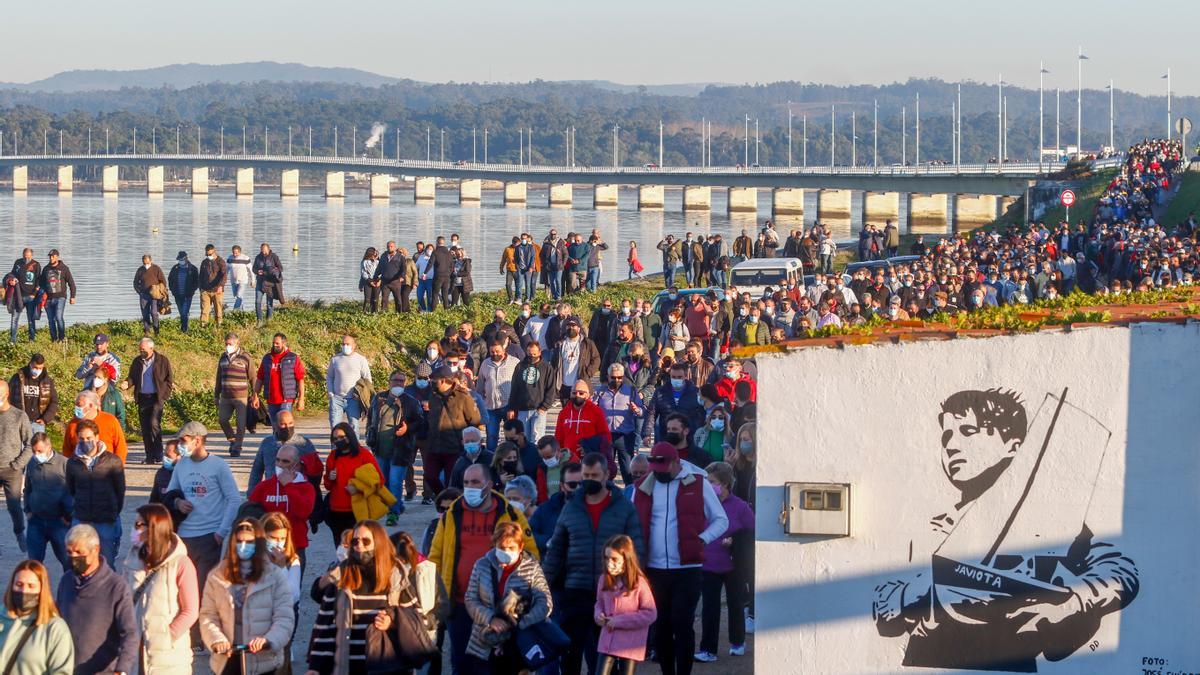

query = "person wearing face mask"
(147, 440), (186, 531)
(712, 357), (757, 407)
(634, 443), (728, 675)
(503, 476), (538, 521)
(255, 333), (306, 427)
(164, 422), (241, 650)
(507, 341), (555, 444)
(125, 503), (200, 675)
(64, 420), (125, 568)
(543, 453), (644, 675)
(555, 380), (612, 463)
(429, 464), (538, 673)
(650, 364), (705, 446)
(88, 365), (126, 430)
(166, 250), (199, 333)
(248, 445), (317, 572)
(22, 433), (71, 571)
(594, 364), (644, 485)
(248, 410), (322, 494)
(594, 533), (657, 675)
(133, 254), (168, 336)
(73, 333), (121, 390)
(61, 390), (128, 464)
(448, 427), (492, 491)
(425, 366), (483, 501)
(693, 407), (731, 467)
(475, 342), (520, 455)
(197, 243), (227, 327)
(463, 521), (552, 672)
(122, 337), (173, 464)
(487, 442), (526, 491)
(0, 380), (33, 553)
(366, 370), (425, 525)
(8, 353), (57, 436)
(326, 334), (373, 437)
(322, 423), (384, 548)
(215, 333), (258, 459)
(55, 523), (138, 675)
(693, 462), (754, 665)
(199, 518), (294, 675)
(515, 234), (539, 302)
(0, 560), (75, 674)
(532, 437), (571, 505)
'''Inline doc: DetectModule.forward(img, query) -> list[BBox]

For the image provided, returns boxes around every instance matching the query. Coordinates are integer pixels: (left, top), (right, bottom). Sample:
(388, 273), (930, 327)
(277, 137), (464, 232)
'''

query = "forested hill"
(0, 74), (1191, 167)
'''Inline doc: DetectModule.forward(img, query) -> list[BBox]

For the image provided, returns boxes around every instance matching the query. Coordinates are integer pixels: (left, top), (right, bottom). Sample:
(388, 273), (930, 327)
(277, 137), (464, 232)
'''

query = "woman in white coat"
(125, 504), (199, 675)
(199, 517), (296, 675)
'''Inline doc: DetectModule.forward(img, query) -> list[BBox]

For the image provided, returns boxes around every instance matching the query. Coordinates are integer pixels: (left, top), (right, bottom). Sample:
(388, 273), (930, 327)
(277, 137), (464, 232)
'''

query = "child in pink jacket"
(594, 534), (657, 674)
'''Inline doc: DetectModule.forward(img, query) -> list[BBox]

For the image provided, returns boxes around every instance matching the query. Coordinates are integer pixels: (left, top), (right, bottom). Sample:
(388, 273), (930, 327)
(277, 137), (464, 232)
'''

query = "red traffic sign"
(1060, 189), (1076, 207)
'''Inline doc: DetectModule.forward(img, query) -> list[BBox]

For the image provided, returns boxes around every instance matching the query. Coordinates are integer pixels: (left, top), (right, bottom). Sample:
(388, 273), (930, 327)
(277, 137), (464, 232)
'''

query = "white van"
(729, 258), (804, 296)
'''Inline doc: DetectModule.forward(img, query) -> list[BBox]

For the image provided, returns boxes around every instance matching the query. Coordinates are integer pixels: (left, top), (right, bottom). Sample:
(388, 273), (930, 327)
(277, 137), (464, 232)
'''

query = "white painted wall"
(756, 323), (1200, 674)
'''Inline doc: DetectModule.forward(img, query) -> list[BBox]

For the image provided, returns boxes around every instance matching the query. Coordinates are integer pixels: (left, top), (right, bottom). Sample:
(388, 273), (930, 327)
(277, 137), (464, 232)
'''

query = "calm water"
(0, 185), (815, 325)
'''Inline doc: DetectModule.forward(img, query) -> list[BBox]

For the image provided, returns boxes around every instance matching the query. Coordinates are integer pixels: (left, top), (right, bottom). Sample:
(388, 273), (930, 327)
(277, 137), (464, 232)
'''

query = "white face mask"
(494, 547), (519, 565)
(144, 263), (152, 270)
(225, 345), (237, 355)
(427, 348), (439, 361)
(342, 345), (353, 356)
(389, 386), (404, 397)
(543, 455), (560, 468)
(463, 487), (486, 507)
(274, 466), (290, 479)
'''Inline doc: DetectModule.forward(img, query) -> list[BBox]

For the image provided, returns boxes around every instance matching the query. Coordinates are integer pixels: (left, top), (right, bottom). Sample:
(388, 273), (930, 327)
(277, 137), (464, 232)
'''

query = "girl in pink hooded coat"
(593, 534), (657, 674)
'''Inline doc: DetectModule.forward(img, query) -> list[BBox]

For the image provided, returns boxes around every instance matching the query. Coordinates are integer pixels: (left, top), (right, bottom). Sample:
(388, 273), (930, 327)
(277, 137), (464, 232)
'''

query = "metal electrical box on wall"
(783, 482), (851, 536)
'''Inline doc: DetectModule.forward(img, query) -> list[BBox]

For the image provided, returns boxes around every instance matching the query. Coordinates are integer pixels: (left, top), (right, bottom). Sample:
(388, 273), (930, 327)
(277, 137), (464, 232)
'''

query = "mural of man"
(872, 388), (1139, 672)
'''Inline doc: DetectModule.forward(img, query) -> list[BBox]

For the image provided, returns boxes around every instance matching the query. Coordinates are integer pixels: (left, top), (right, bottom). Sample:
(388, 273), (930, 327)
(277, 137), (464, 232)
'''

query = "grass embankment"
(1162, 170), (1200, 225)
(0, 277), (665, 440)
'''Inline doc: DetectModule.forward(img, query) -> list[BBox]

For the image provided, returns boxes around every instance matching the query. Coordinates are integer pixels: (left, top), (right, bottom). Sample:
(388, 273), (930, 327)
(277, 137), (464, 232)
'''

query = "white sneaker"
(745, 615), (755, 634)
(693, 651), (718, 663)
(730, 644), (746, 656)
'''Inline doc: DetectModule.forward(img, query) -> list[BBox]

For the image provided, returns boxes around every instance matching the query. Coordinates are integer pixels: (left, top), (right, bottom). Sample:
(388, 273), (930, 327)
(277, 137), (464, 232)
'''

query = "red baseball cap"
(647, 442), (679, 471)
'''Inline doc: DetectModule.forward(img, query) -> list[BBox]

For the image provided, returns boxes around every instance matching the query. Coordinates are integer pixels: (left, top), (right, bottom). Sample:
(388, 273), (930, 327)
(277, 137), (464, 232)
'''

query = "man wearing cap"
(62, 390), (128, 464)
(214, 333), (257, 458)
(39, 248), (76, 342)
(133, 254), (168, 336)
(198, 243), (227, 326)
(123, 338), (173, 464)
(425, 366), (482, 498)
(164, 421), (240, 646)
(168, 250), (199, 333)
(635, 442), (728, 675)
(74, 333), (121, 390)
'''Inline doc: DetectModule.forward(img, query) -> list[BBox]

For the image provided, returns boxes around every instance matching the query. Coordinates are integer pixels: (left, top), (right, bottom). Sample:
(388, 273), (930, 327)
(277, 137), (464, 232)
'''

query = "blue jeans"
(328, 394), (362, 436)
(664, 263), (680, 288)
(230, 281), (245, 309)
(416, 279), (433, 311)
(267, 402), (293, 426)
(378, 459), (408, 516)
(45, 297), (66, 341)
(516, 409), (546, 443)
(586, 267), (601, 291)
(684, 261), (695, 286)
(547, 271), (562, 300)
(255, 289), (275, 323)
(175, 294), (194, 332)
(139, 295), (161, 333)
(712, 269), (727, 288)
(516, 271), (534, 302)
(19, 297), (37, 341)
(485, 408), (505, 453)
(449, 603), (474, 675)
(73, 519), (121, 569)
(25, 516), (69, 571)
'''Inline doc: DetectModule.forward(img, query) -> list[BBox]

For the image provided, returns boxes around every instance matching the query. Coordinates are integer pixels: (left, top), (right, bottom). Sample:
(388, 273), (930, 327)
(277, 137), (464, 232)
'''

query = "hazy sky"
(3, 0), (1197, 96)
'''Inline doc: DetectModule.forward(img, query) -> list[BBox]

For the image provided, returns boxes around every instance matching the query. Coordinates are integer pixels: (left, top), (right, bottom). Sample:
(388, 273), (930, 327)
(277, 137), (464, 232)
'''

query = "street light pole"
(659, 120), (664, 167)
(901, 106), (906, 165)
(1039, 62), (1048, 171)
(802, 115), (807, 167)
(473, 128), (477, 163)
(1077, 46), (1087, 152)
(851, 111), (856, 167)
(873, 99), (878, 168)
(743, 115), (749, 166)
(613, 125), (619, 168)
(830, 105), (836, 168)
(915, 93), (921, 165)
(440, 129), (445, 162)
(426, 127), (430, 161)
(1165, 68), (1172, 141)
(484, 128), (489, 163)
(956, 83), (962, 166)
(1108, 80), (1115, 150)
(998, 74), (1003, 164)
(1055, 89), (1061, 154)
(787, 103), (793, 168)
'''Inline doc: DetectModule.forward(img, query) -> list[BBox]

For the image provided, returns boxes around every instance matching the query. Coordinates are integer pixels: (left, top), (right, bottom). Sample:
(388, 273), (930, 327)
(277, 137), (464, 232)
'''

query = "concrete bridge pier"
(414, 177), (436, 202)
(682, 186), (710, 212)
(727, 187), (758, 214)
(504, 181), (527, 206)
(325, 172), (345, 198)
(802, 190), (820, 226)
(102, 166), (119, 193)
(280, 169), (300, 197)
(549, 183), (573, 207)
(849, 190), (865, 232)
(147, 166), (164, 194)
(897, 192), (912, 234)
(191, 168), (209, 195)
(864, 192), (900, 227)
(945, 194), (958, 234)
(638, 185), (665, 210)
(57, 166), (73, 193)
(370, 175), (391, 201)
(909, 194), (946, 233)
(998, 196), (1017, 220)
(954, 194), (998, 231)
(593, 184), (618, 209)
(771, 188), (804, 217)
(817, 189), (851, 221)
(11, 166), (27, 191)
(459, 179), (481, 204)
(236, 168), (254, 196)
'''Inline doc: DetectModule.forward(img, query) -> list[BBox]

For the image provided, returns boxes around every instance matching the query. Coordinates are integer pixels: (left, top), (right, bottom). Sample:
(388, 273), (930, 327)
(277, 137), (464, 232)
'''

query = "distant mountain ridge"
(0, 62), (405, 92)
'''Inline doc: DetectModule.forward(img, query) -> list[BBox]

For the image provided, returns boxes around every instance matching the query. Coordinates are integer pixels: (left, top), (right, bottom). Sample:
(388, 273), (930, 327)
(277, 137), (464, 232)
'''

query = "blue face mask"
(236, 542), (256, 560)
(266, 539), (285, 554)
(163, 458), (175, 470)
(495, 547), (519, 565)
(463, 442), (482, 457)
(416, 379), (429, 389)
(73, 406), (85, 419)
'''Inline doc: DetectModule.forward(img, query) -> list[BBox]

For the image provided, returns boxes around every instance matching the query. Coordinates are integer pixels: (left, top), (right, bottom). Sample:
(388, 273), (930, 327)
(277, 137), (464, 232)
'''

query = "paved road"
(0, 411), (752, 674)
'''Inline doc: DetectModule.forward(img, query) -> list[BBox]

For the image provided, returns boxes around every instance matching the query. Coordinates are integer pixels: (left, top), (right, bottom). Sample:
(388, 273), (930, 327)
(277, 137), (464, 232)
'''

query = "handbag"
(363, 587), (439, 673)
(515, 620), (571, 670)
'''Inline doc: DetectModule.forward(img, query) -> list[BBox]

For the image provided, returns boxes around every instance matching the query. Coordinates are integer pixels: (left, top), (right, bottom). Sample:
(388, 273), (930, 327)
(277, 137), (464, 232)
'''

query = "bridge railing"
(0, 153), (1075, 177)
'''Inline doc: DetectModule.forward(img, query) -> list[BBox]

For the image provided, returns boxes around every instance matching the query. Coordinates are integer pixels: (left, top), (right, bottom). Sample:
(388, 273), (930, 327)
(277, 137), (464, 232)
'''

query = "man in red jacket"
(554, 380), (611, 461)
(713, 357), (756, 405)
(247, 444), (316, 570)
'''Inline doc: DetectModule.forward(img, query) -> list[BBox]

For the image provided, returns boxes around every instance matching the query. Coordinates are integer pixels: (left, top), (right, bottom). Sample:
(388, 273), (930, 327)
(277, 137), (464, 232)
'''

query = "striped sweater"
(307, 563), (405, 675)
(215, 350), (256, 399)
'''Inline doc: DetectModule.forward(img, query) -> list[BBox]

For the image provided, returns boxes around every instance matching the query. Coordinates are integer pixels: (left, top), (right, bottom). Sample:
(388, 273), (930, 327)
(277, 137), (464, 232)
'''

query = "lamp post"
(788, 102), (793, 168)
(743, 114), (749, 166)
(830, 105), (836, 168)
(1107, 80), (1115, 150)
(1164, 68), (1172, 141)
(802, 115), (807, 167)
(915, 93), (921, 166)
(612, 125), (620, 168)
(997, 74), (1003, 164)
(1077, 46), (1088, 152)
(659, 119), (664, 167)
(1039, 63), (1049, 171)
(440, 128), (445, 162)
(873, 99), (878, 168)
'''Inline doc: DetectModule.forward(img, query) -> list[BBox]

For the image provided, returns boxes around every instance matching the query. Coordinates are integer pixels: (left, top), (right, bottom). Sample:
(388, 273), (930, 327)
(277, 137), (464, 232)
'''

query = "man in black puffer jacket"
(542, 452), (645, 675)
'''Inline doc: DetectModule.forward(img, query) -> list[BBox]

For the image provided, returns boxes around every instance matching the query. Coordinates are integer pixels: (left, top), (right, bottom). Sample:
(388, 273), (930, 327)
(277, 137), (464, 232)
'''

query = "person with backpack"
(9, 248), (41, 341)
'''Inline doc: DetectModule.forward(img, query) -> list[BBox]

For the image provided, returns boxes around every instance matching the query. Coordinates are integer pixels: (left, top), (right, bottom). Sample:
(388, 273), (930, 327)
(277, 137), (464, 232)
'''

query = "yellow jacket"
(428, 492), (538, 599)
(349, 463), (397, 521)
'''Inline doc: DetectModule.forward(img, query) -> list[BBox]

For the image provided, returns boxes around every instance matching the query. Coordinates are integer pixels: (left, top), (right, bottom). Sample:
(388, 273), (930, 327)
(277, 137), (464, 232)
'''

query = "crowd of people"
(0, 136), (1189, 675)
